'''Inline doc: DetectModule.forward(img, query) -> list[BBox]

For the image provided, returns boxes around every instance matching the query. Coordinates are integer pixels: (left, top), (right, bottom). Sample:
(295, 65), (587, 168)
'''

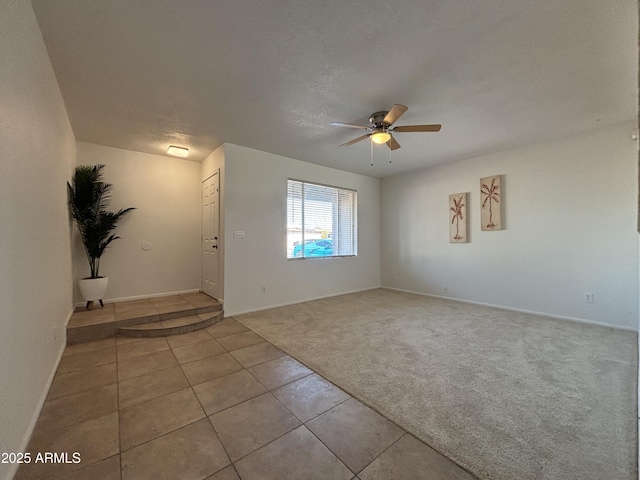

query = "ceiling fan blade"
(386, 135), (401, 150)
(382, 104), (408, 125)
(393, 124), (442, 133)
(340, 134), (370, 147)
(330, 122), (370, 129)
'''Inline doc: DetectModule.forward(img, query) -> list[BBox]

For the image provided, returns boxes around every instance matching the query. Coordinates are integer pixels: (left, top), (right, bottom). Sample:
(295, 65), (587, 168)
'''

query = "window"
(287, 179), (357, 259)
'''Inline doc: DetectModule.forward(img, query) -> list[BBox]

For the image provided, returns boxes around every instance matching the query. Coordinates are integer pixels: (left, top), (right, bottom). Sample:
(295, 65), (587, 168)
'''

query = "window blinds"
(286, 179), (357, 259)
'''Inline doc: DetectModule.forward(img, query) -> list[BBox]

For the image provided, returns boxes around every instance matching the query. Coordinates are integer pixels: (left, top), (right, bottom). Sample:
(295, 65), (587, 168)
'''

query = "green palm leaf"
(67, 165), (135, 278)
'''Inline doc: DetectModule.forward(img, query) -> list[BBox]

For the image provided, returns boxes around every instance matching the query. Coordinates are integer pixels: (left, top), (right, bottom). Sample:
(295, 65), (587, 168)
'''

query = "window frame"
(286, 178), (358, 260)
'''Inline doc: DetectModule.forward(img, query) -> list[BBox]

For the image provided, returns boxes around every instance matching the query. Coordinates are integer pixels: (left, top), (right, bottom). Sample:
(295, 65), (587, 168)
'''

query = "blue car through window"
(292, 239), (333, 258)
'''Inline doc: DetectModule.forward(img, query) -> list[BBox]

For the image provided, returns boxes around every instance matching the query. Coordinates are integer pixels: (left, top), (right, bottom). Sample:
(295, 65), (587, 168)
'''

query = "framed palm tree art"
(480, 175), (502, 230)
(449, 192), (468, 243)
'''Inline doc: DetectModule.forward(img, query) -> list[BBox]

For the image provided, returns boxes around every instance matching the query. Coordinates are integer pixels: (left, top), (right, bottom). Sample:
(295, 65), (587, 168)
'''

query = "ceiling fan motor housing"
(369, 111), (390, 128)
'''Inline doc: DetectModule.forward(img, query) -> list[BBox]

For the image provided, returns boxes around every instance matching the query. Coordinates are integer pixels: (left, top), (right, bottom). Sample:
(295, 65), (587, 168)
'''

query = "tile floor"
(16, 316), (475, 479)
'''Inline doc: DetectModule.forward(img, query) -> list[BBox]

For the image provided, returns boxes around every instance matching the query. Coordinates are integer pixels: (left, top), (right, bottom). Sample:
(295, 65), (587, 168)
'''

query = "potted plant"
(67, 164), (135, 309)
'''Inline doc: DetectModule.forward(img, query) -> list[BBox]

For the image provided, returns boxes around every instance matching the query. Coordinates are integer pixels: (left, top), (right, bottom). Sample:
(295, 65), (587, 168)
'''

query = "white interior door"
(202, 172), (220, 299)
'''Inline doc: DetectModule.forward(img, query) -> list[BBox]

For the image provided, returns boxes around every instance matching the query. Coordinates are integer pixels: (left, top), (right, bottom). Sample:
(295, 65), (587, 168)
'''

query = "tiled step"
(67, 292), (223, 344)
(118, 311), (223, 338)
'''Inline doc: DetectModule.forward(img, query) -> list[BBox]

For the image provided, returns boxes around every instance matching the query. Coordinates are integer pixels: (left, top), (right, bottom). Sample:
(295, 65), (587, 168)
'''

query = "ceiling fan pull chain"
(370, 137), (374, 167)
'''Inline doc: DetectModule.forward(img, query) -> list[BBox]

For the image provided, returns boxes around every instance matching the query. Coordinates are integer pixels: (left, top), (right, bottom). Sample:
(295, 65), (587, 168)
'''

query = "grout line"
(210, 337), (353, 468)
(182, 336), (315, 468)
(199, 379), (267, 418)
(220, 390), (302, 465)
(182, 340), (243, 475)
(168, 337), (222, 353)
(186, 344), (317, 419)
(178, 347), (232, 366)
(229, 463), (243, 479)
(222, 398), (359, 476)
(357, 432), (406, 475)
(46, 361), (118, 402)
(115, 343), (211, 458)
(204, 408), (235, 471)
(300, 393), (352, 424)
(303, 423), (356, 475)
(246, 369), (314, 398)
(245, 371), (355, 466)
(118, 413), (207, 454)
(55, 346), (116, 373)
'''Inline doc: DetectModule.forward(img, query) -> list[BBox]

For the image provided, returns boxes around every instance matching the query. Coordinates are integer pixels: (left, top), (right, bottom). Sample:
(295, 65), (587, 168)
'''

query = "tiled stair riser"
(119, 313), (224, 338)
(67, 294), (222, 345)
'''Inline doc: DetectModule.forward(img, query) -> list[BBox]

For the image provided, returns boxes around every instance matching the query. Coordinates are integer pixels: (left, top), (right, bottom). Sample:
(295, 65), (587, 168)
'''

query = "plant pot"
(79, 276), (108, 309)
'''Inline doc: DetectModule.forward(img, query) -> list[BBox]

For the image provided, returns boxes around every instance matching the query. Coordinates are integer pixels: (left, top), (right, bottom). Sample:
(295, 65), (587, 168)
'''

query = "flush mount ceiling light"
(167, 145), (189, 157)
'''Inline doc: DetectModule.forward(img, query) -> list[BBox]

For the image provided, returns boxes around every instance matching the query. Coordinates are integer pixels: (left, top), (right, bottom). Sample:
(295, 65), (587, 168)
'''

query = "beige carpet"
(236, 288), (638, 480)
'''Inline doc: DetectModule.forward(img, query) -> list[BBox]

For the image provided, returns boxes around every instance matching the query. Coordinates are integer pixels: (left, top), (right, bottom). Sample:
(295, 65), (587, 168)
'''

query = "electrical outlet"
(584, 293), (595, 303)
(260, 286), (266, 294)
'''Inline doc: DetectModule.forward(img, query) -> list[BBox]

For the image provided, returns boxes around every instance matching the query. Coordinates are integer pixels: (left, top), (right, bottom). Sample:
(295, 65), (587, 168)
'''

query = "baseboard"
(383, 286), (638, 332)
(74, 288), (201, 307)
(8, 307), (71, 479)
(226, 286), (381, 317)
(64, 305), (74, 328)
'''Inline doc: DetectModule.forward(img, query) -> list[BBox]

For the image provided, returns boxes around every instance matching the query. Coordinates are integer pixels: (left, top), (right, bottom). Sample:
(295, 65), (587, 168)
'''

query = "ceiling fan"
(330, 104), (441, 150)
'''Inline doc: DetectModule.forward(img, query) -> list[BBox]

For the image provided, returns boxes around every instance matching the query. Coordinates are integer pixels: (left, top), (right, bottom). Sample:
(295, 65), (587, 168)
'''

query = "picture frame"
(480, 175), (502, 231)
(449, 192), (468, 243)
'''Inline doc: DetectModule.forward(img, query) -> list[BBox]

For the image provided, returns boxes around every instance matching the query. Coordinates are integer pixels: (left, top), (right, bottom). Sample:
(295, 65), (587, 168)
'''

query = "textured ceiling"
(32, 0), (638, 178)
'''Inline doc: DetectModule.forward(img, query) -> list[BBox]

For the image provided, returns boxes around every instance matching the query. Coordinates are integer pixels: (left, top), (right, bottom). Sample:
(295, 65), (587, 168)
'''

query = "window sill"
(287, 255), (357, 261)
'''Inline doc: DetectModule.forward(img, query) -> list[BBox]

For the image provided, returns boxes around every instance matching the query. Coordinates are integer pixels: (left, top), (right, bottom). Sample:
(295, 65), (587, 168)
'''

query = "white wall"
(222, 144), (381, 315)
(381, 122), (639, 330)
(0, 1), (76, 478)
(75, 143), (202, 301)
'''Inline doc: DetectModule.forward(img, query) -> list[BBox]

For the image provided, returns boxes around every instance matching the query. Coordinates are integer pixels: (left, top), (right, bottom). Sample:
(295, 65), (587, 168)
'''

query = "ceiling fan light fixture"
(331, 104), (441, 151)
(371, 131), (391, 144)
(167, 145), (189, 157)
